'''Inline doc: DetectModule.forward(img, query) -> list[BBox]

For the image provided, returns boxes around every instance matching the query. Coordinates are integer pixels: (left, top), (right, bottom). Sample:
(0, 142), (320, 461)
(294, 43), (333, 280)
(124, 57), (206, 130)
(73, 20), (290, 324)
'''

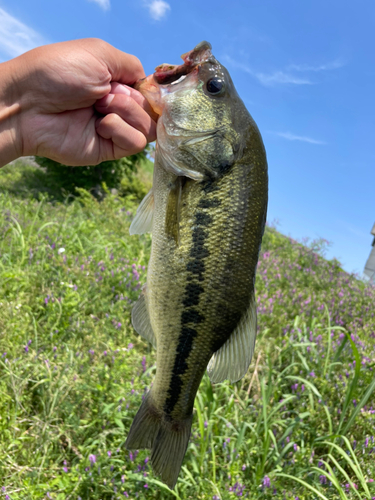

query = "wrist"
(0, 58), (25, 167)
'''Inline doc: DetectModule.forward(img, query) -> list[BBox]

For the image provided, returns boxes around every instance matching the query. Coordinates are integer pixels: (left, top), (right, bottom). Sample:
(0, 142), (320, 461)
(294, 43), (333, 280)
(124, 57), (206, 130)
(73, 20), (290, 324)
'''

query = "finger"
(110, 82), (159, 121)
(96, 113), (148, 157)
(95, 93), (157, 142)
(98, 40), (146, 84)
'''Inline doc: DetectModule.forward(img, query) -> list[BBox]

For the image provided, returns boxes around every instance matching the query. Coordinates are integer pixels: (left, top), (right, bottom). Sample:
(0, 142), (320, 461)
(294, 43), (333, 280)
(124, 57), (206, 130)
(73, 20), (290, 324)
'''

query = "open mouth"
(133, 41), (214, 117)
(153, 41), (213, 85)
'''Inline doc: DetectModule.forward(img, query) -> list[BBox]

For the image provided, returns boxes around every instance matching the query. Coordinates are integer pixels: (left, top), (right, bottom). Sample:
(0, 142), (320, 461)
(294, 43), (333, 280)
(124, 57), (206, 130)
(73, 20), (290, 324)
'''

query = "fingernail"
(96, 94), (115, 107)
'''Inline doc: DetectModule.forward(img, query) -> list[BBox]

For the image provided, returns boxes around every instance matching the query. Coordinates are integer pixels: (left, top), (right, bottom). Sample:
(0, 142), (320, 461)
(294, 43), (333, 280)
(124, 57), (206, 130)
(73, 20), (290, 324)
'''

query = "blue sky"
(0, 0), (374, 276)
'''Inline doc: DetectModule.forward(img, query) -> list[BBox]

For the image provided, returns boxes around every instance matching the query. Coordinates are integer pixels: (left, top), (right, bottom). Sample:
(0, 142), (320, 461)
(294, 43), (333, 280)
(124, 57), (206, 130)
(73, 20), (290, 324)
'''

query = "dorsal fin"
(207, 294), (257, 383)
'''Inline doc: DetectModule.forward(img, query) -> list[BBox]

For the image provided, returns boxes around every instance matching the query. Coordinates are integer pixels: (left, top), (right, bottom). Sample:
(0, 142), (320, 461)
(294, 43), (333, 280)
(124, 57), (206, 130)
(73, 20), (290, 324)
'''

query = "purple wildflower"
(263, 475), (271, 488)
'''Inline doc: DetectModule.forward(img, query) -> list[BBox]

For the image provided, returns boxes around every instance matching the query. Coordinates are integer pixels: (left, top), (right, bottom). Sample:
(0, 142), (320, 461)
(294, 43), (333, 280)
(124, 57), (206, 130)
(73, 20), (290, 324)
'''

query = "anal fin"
(131, 286), (157, 348)
(207, 294), (257, 383)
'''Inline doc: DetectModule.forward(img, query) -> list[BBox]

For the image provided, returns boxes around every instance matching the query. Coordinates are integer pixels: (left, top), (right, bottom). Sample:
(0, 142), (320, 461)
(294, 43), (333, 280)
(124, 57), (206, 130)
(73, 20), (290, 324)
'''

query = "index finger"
(110, 82), (159, 122)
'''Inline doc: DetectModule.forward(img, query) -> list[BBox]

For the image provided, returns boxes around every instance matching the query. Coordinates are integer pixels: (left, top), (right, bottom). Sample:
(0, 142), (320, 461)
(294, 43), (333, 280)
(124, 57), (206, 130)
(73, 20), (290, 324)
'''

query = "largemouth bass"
(126, 41), (268, 488)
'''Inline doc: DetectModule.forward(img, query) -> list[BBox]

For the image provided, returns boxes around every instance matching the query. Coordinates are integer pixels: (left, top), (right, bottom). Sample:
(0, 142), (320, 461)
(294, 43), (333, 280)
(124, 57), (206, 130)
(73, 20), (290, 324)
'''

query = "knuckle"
(96, 113), (117, 136)
(127, 53), (142, 68)
(117, 93), (133, 110)
(104, 113), (118, 128)
(127, 54), (144, 76)
(88, 37), (108, 50)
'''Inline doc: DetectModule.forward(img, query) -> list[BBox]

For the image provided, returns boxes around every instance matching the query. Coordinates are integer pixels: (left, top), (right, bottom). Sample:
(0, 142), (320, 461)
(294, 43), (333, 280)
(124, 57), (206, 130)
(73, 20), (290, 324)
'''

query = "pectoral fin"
(207, 294), (257, 383)
(180, 133), (235, 178)
(129, 189), (154, 235)
(131, 286), (156, 348)
(165, 177), (182, 245)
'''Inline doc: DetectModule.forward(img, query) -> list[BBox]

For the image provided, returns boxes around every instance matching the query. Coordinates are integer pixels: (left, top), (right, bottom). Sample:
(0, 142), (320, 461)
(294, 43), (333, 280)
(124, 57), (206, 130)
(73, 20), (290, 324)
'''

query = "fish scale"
(126, 41), (268, 488)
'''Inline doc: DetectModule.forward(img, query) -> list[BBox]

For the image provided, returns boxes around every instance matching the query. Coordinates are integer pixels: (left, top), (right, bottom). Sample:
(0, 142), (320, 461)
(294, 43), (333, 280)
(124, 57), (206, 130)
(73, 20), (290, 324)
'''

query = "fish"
(125, 41), (268, 489)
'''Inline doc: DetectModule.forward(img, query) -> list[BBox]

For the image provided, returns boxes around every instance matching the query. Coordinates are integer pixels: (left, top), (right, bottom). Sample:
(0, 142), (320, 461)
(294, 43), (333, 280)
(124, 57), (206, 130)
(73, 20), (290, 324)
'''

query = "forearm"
(0, 59), (23, 167)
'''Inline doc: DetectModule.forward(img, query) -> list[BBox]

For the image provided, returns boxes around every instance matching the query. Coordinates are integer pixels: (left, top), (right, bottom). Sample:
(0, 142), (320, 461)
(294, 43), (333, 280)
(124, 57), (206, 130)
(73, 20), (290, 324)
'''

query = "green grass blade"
(323, 304), (332, 377)
(275, 472), (330, 500)
(311, 465), (348, 500)
(340, 377), (375, 435)
(326, 455), (363, 500)
(323, 439), (371, 496)
(338, 331), (361, 432)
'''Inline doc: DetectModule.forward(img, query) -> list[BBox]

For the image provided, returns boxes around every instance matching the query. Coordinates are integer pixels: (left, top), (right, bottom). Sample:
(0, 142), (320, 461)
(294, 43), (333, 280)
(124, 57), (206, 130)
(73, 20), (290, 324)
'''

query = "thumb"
(96, 40), (146, 85)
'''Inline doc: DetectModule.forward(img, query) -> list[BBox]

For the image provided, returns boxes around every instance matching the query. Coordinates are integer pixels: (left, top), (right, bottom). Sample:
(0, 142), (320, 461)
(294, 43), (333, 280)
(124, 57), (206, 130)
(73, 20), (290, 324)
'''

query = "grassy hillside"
(0, 162), (375, 500)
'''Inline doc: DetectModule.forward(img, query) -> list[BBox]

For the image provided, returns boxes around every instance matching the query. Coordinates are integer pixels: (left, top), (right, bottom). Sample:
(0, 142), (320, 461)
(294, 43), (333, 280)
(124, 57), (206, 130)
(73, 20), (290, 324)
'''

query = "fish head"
(135, 41), (251, 180)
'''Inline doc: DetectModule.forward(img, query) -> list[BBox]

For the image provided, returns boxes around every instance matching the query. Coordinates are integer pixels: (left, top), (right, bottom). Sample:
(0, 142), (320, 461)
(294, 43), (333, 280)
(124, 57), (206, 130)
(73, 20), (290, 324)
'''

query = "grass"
(0, 161), (375, 500)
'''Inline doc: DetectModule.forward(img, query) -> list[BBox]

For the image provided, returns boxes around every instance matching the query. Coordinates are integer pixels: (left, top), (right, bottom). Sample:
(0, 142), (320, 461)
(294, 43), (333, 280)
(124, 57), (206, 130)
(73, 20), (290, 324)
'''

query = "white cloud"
(0, 7), (45, 58)
(256, 71), (312, 86)
(223, 54), (345, 87)
(146, 0), (171, 20)
(222, 56), (253, 75)
(222, 55), (312, 86)
(87, 0), (110, 10)
(287, 59), (346, 72)
(275, 132), (326, 145)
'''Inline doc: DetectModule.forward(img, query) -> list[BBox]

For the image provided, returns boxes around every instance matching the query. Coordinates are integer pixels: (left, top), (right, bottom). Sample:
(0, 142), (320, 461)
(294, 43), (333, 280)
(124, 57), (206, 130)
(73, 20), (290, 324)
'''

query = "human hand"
(0, 38), (157, 167)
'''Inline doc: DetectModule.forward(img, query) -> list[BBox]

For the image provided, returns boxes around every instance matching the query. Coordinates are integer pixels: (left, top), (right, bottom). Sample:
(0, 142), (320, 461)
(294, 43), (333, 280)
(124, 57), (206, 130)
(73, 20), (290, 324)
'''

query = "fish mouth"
(134, 41), (214, 115)
(153, 41), (213, 85)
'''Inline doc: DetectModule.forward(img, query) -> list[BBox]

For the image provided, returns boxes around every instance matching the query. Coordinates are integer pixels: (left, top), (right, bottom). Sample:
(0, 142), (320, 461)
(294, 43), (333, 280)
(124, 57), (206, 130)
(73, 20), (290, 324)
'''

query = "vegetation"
(0, 160), (374, 500)
(0, 153), (153, 202)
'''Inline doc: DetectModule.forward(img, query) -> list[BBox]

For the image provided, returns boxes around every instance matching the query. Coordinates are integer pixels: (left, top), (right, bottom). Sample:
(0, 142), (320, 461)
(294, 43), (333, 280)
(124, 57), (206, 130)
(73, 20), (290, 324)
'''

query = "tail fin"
(125, 392), (193, 489)
(125, 392), (161, 450)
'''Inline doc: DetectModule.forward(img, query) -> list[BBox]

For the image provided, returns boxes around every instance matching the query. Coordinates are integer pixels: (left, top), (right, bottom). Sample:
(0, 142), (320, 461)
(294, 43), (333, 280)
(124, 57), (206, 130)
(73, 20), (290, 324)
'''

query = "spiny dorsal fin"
(131, 286), (156, 348)
(129, 189), (154, 235)
(207, 294), (257, 383)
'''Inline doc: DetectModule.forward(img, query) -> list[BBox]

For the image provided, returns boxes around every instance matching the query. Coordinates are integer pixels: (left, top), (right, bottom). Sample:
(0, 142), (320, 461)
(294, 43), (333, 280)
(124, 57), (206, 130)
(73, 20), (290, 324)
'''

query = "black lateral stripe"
(181, 308), (204, 324)
(182, 283), (204, 307)
(186, 259), (206, 280)
(164, 209), (212, 416)
(187, 219), (210, 281)
(164, 327), (197, 414)
(198, 198), (221, 209)
(194, 212), (212, 226)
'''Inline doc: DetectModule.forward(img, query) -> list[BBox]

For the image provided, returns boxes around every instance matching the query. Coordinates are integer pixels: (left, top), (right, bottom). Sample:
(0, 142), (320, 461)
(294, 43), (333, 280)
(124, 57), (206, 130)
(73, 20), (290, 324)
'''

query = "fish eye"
(206, 78), (225, 95)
